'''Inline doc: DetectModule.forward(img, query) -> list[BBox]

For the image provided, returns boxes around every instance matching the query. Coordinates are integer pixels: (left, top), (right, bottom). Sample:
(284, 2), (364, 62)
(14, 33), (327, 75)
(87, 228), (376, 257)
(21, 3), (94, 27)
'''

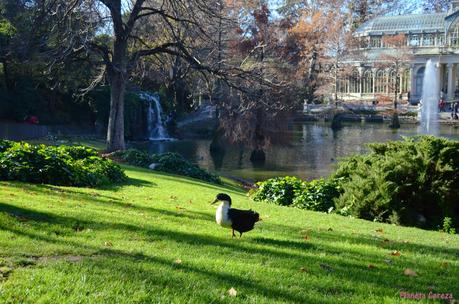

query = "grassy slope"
(0, 166), (458, 303)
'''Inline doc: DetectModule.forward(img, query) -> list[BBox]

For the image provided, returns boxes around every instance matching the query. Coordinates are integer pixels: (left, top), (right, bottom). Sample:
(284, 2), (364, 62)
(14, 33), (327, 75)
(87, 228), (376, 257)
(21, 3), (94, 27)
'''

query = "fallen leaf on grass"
(303, 235), (310, 241)
(170, 195), (178, 200)
(368, 264), (377, 269)
(175, 206), (186, 211)
(403, 268), (417, 277)
(228, 287), (237, 297)
(390, 250), (401, 257)
(174, 259), (182, 264)
(441, 262), (448, 268)
(375, 228), (384, 233)
(104, 241), (113, 247)
(188, 200), (193, 204)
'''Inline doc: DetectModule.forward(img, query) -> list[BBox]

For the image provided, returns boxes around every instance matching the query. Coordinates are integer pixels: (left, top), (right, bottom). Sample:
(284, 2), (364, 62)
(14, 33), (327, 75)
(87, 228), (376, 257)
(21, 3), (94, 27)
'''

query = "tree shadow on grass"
(2, 180), (228, 224)
(101, 176), (157, 191)
(2, 199), (457, 262)
(1, 183), (126, 207)
(0, 221), (382, 302)
(143, 170), (246, 195)
(312, 230), (459, 260)
(252, 237), (311, 251)
(0, 175), (155, 192)
(1, 181), (154, 205)
(0, 198), (213, 227)
(266, 221), (459, 260)
(1, 224), (330, 303)
(0, 201), (309, 259)
(3, 218), (457, 302)
(2, 197), (457, 262)
(1, 201), (458, 301)
(87, 252), (334, 303)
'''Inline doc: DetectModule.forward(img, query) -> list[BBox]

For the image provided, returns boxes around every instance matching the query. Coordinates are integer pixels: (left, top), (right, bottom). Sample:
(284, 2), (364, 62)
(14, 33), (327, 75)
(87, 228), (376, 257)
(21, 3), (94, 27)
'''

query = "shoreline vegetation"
(2, 136), (457, 232)
(297, 103), (459, 125)
(251, 136), (459, 232)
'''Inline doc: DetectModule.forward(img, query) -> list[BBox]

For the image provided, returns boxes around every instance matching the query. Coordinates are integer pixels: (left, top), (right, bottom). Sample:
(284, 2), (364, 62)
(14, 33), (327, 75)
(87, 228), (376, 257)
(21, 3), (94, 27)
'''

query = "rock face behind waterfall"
(138, 92), (170, 140)
(176, 102), (217, 138)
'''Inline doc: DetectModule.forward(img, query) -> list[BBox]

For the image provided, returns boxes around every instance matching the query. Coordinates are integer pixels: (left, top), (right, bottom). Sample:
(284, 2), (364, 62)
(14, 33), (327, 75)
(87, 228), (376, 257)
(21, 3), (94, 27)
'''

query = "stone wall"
(0, 122), (98, 140)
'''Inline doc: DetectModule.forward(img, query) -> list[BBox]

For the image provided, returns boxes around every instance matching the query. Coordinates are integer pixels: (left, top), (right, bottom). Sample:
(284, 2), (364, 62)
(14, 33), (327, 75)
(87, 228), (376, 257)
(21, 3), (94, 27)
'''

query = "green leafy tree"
(0, 6), (17, 90)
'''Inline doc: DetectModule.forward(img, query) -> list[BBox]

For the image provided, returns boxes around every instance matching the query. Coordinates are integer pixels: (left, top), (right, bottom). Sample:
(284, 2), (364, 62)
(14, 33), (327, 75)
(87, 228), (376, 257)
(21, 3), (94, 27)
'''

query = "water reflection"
(134, 122), (459, 182)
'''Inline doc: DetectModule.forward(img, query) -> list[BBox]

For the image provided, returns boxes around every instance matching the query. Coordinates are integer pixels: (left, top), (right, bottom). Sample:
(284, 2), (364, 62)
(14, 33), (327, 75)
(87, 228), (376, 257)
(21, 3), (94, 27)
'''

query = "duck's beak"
(211, 198), (219, 205)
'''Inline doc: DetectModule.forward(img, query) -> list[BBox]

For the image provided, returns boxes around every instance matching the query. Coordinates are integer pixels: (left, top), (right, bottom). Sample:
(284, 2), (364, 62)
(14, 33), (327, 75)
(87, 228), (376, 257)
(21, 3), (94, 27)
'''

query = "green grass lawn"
(0, 166), (458, 303)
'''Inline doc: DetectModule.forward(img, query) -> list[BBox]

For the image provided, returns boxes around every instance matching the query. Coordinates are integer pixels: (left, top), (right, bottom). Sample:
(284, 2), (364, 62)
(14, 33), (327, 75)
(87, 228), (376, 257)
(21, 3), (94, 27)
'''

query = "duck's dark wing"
(228, 208), (260, 233)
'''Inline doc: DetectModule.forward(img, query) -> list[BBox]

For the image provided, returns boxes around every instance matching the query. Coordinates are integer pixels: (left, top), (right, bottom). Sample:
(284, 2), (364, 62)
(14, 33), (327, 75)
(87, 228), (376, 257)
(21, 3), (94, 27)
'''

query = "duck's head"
(211, 193), (232, 206)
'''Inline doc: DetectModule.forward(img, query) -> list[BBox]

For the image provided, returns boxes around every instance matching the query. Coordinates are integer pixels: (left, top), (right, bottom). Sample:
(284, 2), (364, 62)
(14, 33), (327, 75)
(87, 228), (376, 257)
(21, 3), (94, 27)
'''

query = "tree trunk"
(390, 71), (400, 129)
(389, 112), (400, 129)
(106, 71), (126, 151)
(106, 39), (127, 152)
(250, 108), (266, 164)
(331, 112), (343, 130)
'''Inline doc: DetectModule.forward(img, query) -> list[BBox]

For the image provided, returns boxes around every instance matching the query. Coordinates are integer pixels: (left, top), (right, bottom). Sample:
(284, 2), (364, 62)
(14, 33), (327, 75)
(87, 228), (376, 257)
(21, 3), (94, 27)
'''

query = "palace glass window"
(409, 35), (420, 46)
(375, 70), (386, 93)
(388, 70), (397, 93)
(402, 69), (410, 93)
(370, 36), (381, 48)
(422, 34), (434, 46)
(338, 79), (348, 94)
(363, 70), (373, 93)
(448, 20), (459, 46)
(415, 67), (425, 97)
(349, 70), (360, 93)
(437, 34), (445, 46)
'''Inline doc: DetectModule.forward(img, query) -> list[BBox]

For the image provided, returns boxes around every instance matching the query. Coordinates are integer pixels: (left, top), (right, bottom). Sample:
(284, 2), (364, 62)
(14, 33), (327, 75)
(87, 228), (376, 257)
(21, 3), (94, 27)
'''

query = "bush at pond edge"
(0, 140), (126, 187)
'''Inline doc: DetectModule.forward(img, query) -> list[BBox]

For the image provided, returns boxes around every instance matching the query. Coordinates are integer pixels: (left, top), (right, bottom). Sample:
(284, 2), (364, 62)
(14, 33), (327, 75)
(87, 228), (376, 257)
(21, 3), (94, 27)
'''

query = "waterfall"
(138, 92), (170, 140)
(420, 59), (440, 135)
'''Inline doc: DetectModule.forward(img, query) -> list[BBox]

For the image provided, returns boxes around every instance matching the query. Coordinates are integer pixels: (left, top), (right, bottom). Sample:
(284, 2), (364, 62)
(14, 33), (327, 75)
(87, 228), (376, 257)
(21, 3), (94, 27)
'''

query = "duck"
(211, 193), (260, 238)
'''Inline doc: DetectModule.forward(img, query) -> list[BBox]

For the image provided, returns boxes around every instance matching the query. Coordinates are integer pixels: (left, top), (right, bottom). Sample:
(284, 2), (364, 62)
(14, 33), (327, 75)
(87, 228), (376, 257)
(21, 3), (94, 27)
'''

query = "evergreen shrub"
(0, 141), (126, 187)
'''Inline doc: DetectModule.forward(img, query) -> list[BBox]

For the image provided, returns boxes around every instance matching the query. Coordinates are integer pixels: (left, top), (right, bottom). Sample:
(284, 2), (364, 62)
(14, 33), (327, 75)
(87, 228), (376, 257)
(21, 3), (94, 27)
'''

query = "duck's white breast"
(216, 203), (232, 228)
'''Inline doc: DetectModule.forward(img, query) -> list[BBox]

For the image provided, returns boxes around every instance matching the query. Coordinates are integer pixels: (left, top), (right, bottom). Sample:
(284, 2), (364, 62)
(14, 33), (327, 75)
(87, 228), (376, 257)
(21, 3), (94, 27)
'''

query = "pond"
(135, 122), (459, 182)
